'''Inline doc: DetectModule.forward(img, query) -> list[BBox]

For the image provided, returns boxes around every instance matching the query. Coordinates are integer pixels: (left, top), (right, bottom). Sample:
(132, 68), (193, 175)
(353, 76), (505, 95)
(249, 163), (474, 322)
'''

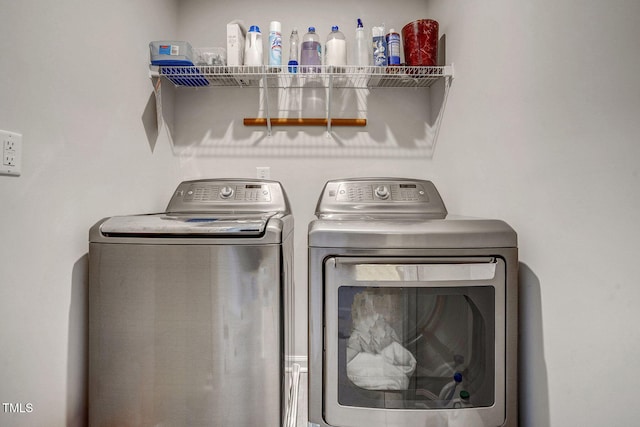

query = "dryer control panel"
(316, 178), (447, 219)
(166, 179), (290, 214)
(335, 182), (429, 202)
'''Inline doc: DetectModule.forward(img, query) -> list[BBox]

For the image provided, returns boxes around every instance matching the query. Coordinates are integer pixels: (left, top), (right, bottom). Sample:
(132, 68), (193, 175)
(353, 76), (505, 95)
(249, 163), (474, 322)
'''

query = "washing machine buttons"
(185, 186), (216, 201)
(231, 185), (271, 202)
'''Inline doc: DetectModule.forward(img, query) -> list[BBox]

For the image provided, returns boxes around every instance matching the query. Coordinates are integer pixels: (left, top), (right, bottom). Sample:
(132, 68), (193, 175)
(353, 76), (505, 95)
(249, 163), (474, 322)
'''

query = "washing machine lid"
(93, 179), (292, 240)
(99, 213), (276, 237)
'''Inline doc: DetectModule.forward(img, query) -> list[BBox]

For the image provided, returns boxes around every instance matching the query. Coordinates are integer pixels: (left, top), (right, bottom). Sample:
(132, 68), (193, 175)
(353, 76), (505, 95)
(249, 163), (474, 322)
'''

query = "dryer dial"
(220, 186), (234, 199)
(374, 185), (390, 200)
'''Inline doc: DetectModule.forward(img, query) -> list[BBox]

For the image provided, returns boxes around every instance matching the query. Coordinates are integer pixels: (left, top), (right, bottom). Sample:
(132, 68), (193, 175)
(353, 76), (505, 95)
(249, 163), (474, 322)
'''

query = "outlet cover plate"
(1, 130), (22, 176)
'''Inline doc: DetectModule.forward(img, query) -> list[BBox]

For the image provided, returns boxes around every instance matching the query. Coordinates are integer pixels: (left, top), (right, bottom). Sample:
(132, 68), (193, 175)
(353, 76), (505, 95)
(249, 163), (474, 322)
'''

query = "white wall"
(424, 0), (640, 426)
(0, 1), (180, 425)
(427, 1), (640, 426)
(1, 0), (639, 426)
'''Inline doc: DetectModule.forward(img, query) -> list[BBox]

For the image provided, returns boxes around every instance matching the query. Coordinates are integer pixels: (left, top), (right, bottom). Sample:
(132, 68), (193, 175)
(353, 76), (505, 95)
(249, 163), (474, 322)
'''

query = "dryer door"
(323, 257), (506, 427)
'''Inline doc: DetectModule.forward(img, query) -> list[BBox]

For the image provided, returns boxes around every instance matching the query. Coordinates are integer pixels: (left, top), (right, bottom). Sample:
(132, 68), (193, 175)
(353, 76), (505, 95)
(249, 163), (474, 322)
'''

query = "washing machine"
(308, 178), (518, 427)
(89, 179), (294, 427)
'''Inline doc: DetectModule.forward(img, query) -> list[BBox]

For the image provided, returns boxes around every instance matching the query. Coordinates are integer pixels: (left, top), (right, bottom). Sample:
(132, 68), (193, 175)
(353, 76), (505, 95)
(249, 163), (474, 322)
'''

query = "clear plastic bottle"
(300, 26), (322, 73)
(325, 25), (347, 68)
(354, 18), (369, 68)
(288, 28), (299, 73)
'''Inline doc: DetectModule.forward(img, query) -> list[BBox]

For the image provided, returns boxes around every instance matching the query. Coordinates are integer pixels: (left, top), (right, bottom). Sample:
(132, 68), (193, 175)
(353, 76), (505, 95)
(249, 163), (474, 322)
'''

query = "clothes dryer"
(89, 179), (294, 427)
(308, 178), (517, 427)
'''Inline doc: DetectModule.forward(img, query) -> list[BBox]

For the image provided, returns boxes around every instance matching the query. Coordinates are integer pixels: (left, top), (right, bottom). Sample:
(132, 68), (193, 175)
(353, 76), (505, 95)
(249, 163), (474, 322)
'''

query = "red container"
(402, 19), (439, 66)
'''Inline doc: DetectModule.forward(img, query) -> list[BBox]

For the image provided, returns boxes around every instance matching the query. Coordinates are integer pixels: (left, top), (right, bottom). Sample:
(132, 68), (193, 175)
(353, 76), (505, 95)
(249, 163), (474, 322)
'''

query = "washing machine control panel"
(166, 179), (290, 214)
(317, 178), (447, 219)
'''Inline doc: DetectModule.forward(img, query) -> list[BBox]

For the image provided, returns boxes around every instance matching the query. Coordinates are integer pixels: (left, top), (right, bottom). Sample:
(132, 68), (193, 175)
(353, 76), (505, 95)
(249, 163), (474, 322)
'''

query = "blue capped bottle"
(354, 18), (369, 68)
(325, 25), (347, 68)
(244, 25), (263, 66)
(300, 26), (321, 73)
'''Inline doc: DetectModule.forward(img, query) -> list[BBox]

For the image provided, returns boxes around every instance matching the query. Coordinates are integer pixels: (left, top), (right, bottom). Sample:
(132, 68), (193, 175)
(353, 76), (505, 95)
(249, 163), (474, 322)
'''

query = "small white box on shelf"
(227, 20), (246, 67)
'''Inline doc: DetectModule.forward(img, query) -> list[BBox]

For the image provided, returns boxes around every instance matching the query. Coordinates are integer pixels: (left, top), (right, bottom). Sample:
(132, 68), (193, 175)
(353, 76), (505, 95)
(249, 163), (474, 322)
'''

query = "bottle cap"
(357, 18), (363, 28)
(308, 26), (315, 32)
(270, 21), (281, 32)
(332, 25), (339, 31)
(249, 25), (261, 33)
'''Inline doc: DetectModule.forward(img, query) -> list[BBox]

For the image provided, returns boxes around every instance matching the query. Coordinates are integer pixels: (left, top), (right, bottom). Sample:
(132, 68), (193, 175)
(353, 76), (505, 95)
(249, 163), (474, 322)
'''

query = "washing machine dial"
(219, 186), (234, 199)
(374, 185), (390, 200)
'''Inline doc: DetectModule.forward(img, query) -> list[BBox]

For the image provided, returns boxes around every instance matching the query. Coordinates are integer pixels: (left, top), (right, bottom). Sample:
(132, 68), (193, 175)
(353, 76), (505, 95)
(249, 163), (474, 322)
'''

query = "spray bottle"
(354, 18), (369, 68)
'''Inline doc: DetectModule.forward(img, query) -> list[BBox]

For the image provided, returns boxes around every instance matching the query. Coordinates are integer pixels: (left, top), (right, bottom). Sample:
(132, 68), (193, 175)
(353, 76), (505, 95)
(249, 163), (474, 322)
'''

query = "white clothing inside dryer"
(347, 341), (417, 390)
(346, 291), (417, 390)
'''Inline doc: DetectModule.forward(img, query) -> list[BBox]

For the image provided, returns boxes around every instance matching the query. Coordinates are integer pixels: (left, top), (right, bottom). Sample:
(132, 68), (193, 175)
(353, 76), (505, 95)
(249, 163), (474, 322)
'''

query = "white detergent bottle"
(244, 25), (263, 66)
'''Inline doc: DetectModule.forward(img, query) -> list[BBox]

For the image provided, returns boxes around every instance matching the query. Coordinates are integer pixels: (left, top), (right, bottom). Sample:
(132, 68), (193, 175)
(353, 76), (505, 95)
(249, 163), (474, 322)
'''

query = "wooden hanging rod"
(243, 118), (367, 127)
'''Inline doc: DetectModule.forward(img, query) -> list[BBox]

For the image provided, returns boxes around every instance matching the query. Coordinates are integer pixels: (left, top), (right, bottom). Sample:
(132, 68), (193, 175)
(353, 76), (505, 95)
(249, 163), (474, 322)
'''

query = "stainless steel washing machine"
(308, 178), (518, 427)
(89, 179), (294, 427)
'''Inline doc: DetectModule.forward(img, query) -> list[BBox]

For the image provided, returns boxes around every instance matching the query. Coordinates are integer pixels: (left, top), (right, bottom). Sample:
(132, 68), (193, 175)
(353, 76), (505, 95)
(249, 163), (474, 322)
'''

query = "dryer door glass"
(323, 257), (506, 427)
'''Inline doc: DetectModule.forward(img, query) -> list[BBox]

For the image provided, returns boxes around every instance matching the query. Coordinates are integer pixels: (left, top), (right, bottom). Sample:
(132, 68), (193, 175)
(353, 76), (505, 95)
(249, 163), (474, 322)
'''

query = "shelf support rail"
(430, 65), (455, 154)
(326, 67), (333, 137)
(262, 73), (272, 136)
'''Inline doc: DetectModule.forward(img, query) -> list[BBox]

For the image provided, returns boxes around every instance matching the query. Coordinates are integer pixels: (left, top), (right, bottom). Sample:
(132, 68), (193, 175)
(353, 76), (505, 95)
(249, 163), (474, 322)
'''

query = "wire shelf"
(150, 63), (454, 140)
(151, 65), (453, 89)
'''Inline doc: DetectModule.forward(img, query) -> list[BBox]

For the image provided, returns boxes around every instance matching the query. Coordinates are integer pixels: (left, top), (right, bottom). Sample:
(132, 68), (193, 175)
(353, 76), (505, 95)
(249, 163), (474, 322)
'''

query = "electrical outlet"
(256, 166), (271, 179)
(1, 130), (22, 176)
(4, 151), (16, 166)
